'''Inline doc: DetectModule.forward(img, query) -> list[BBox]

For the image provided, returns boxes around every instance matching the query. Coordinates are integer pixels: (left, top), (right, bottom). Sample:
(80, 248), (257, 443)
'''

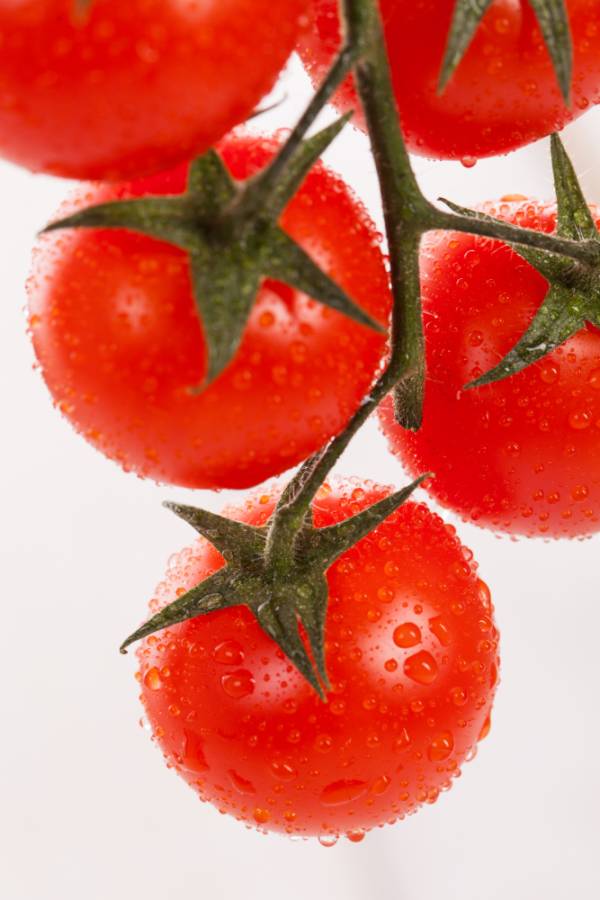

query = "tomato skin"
(379, 198), (600, 539)
(137, 480), (498, 839)
(28, 133), (389, 489)
(298, 0), (600, 160)
(0, 0), (307, 180)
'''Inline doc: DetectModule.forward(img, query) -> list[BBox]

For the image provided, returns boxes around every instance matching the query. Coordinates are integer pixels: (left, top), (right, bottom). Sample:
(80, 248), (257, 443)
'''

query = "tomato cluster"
(12, 0), (600, 847)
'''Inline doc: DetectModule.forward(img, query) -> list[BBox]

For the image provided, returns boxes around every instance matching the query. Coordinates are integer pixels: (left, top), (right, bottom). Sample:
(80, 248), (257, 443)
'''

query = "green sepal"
(529, 0), (572, 102)
(444, 135), (600, 389)
(439, 0), (571, 101)
(304, 474), (430, 566)
(438, 0), (494, 93)
(44, 120), (379, 388)
(163, 501), (265, 562)
(266, 230), (385, 333)
(120, 568), (234, 654)
(121, 474), (427, 697)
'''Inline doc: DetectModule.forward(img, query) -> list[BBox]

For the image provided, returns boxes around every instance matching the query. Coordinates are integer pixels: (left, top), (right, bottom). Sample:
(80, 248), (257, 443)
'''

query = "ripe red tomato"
(0, 0), (308, 180)
(297, 0), (600, 161)
(379, 197), (600, 539)
(28, 133), (389, 489)
(137, 479), (498, 841)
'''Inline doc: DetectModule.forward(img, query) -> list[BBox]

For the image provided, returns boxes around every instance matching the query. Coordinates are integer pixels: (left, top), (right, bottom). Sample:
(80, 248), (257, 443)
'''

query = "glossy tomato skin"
(298, 0), (600, 160)
(137, 480), (498, 840)
(28, 134), (390, 489)
(380, 198), (600, 539)
(0, 0), (308, 180)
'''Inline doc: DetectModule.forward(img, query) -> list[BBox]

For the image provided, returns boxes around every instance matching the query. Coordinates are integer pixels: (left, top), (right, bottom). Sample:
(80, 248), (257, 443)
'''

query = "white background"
(2, 57), (599, 900)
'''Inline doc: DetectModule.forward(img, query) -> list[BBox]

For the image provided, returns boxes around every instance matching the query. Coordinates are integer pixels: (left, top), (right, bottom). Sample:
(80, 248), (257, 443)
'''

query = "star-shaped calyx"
(44, 115), (383, 387)
(439, 0), (572, 101)
(120, 474), (428, 698)
(439, 134), (600, 388)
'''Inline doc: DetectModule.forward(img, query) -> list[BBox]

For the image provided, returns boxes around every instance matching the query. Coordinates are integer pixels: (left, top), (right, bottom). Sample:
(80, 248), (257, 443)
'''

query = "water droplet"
(428, 731), (455, 761)
(569, 409), (592, 430)
(478, 714), (492, 741)
(270, 760), (297, 782)
(460, 156), (477, 168)
(404, 650), (439, 685)
(571, 484), (589, 501)
(213, 640), (245, 665)
(229, 770), (256, 794)
(429, 616), (452, 646)
(540, 362), (559, 384)
(221, 669), (255, 699)
(346, 829), (366, 843)
(321, 779), (367, 806)
(318, 834), (339, 847)
(393, 622), (422, 648)
(253, 807), (271, 824)
(370, 775), (391, 795)
(143, 667), (162, 691)
(450, 686), (467, 706)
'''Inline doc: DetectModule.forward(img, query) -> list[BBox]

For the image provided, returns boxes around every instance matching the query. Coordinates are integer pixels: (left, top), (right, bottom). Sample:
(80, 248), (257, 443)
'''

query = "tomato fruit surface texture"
(380, 198), (600, 539)
(0, 0), (308, 180)
(28, 133), (389, 489)
(297, 0), (600, 160)
(137, 480), (498, 840)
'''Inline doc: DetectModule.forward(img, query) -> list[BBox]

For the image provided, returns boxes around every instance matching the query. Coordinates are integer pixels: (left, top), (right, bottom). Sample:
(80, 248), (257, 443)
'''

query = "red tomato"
(137, 479), (498, 840)
(28, 133), (389, 489)
(379, 197), (600, 539)
(0, 0), (308, 180)
(297, 0), (600, 160)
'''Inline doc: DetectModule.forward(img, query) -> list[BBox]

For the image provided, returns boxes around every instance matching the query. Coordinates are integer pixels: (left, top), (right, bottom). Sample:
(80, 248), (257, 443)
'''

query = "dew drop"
(569, 409), (592, 430)
(143, 667), (162, 691)
(253, 807), (271, 824)
(318, 834), (339, 847)
(428, 731), (455, 762)
(429, 616), (452, 647)
(221, 669), (255, 699)
(321, 779), (368, 806)
(271, 760), (298, 782)
(393, 622), (421, 648)
(346, 830), (366, 843)
(213, 640), (245, 665)
(460, 156), (477, 168)
(229, 770), (256, 794)
(404, 650), (439, 685)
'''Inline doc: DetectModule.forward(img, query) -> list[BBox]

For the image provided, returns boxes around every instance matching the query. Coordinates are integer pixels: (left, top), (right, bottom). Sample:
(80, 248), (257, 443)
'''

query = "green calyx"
(44, 115), (383, 389)
(120, 474), (429, 698)
(439, 0), (572, 102)
(441, 135), (600, 389)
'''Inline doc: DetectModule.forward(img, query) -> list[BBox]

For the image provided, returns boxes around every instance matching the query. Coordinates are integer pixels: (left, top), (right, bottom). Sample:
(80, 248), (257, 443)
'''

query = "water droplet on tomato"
(321, 779), (367, 806)
(393, 622), (421, 648)
(143, 667), (162, 690)
(221, 669), (255, 699)
(460, 156), (477, 169)
(229, 770), (256, 794)
(428, 731), (454, 761)
(346, 830), (366, 843)
(270, 760), (297, 782)
(569, 409), (592, 430)
(404, 650), (438, 684)
(370, 775), (391, 795)
(213, 640), (245, 665)
(429, 616), (452, 646)
(318, 834), (339, 847)
(253, 807), (271, 824)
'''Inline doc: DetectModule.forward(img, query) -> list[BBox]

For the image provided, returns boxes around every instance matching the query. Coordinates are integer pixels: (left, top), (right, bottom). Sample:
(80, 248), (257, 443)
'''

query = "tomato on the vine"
(297, 0), (600, 161)
(137, 479), (498, 840)
(0, 0), (308, 180)
(379, 197), (600, 539)
(28, 133), (390, 489)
